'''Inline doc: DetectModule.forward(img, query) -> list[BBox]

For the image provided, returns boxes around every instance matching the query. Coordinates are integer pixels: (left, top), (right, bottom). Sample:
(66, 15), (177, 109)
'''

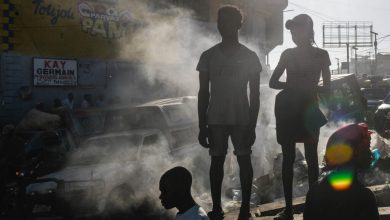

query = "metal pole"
(346, 43), (350, 73)
(352, 46), (358, 75)
(371, 31), (378, 75)
(323, 25), (325, 48)
(368, 51), (372, 75)
(355, 47), (358, 75)
(374, 33), (378, 61)
(355, 47), (358, 76)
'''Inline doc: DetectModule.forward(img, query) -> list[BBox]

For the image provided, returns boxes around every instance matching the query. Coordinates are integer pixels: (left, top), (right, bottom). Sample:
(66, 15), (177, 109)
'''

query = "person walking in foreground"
(304, 123), (380, 220)
(269, 14), (331, 220)
(197, 5), (262, 220)
(159, 166), (209, 220)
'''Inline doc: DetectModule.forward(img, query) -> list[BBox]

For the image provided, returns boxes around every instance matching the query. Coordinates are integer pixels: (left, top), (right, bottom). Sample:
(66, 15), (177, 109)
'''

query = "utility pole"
(352, 46), (358, 75)
(368, 51), (372, 75)
(371, 31), (378, 75)
(346, 43), (350, 73)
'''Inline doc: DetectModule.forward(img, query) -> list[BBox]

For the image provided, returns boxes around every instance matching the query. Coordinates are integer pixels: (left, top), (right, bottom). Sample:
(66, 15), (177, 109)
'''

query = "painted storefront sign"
(78, 0), (132, 39)
(0, 0), (138, 58)
(33, 0), (75, 25)
(33, 58), (78, 86)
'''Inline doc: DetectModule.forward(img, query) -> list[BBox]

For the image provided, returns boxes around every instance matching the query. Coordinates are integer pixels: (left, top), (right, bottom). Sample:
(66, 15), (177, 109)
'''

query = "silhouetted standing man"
(197, 5), (262, 220)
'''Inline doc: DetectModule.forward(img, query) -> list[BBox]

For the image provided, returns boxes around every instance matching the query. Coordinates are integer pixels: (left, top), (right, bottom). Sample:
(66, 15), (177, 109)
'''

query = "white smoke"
(66, 0), (381, 216)
(115, 0), (274, 206)
(118, 1), (218, 97)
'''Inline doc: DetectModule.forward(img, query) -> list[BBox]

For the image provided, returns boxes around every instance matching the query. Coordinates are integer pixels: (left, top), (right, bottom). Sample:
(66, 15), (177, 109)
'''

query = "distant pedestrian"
(269, 14), (331, 220)
(81, 94), (92, 109)
(159, 166), (209, 220)
(62, 92), (74, 110)
(197, 5), (261, 220)
(304, 123), (380, 220)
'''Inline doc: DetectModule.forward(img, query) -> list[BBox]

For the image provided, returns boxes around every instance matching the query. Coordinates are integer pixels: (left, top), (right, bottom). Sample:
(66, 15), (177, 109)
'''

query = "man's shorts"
(208, 125), (252, 156)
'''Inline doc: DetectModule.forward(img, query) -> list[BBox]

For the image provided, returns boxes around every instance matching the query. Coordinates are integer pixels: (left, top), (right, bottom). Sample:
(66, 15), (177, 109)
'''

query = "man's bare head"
(217, 5), (243, 38)
(159, 166), (192, 209)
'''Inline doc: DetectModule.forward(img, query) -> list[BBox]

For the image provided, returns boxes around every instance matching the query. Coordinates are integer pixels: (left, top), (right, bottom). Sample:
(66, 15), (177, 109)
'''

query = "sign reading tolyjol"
(33, 58), (78, 86)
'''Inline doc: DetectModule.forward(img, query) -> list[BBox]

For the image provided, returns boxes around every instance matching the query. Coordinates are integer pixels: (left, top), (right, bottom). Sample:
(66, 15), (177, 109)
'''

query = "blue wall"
(0, 54), (138, 126)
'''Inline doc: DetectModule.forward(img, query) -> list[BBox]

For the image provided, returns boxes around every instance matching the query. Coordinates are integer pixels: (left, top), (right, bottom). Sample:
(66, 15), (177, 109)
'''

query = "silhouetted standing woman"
(269, 14), (331, 220)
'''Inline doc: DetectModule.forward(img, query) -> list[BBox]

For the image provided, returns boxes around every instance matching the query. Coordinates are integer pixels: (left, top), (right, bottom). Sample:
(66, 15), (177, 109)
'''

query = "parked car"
(67, 96), (198, 155)
(24, 129), (184, 219)
(104, 96), (198, 157)
(319, 73), (367, 123)
(361, 87), (388, 126)
(374, 93), (390, 135)
(358, 75), (390, 89)
(361, 88), (388, 112)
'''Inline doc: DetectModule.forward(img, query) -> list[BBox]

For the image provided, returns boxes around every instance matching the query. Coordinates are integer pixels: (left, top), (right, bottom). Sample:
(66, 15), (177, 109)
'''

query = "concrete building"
(349, 56), (374, 77)
(0, 0), (287, 125)
(345, 53), (390, 78)
(169, 0), (288, 57)
(377, 53), (390, 76)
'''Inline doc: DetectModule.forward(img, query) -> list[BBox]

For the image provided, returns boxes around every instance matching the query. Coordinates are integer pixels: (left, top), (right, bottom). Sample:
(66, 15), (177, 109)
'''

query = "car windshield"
(68, 134), (142, 165)
(105, 107), (166, 132)
(162, 104), (196, 124)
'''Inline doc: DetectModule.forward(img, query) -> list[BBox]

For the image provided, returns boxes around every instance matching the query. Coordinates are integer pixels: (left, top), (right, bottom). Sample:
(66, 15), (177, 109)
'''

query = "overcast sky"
(268, 0), (390, 71)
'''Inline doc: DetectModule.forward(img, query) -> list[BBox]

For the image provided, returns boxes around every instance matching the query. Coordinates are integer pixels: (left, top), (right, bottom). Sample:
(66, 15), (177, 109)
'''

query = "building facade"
(0, 0), (287, 125)
(377, 53), (390, 76)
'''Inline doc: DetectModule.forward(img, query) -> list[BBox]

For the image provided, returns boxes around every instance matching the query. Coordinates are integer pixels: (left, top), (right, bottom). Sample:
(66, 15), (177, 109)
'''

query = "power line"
(289, 1), (337, 21)
(378, 34), (390, 40)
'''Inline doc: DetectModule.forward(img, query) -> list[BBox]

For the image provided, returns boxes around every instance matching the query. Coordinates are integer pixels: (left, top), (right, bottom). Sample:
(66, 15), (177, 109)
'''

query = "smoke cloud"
(39, 1), (386, 218)
(117, 1), (218, 98)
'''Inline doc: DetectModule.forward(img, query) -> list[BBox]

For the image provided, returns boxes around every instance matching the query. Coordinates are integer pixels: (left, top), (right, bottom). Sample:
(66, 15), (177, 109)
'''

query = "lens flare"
(325, 144), (353, 166)
(328, 170), (354, 191)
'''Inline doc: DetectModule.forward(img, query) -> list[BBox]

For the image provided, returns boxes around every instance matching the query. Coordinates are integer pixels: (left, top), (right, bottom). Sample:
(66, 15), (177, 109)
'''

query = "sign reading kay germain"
(33, 58), (78, 86)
